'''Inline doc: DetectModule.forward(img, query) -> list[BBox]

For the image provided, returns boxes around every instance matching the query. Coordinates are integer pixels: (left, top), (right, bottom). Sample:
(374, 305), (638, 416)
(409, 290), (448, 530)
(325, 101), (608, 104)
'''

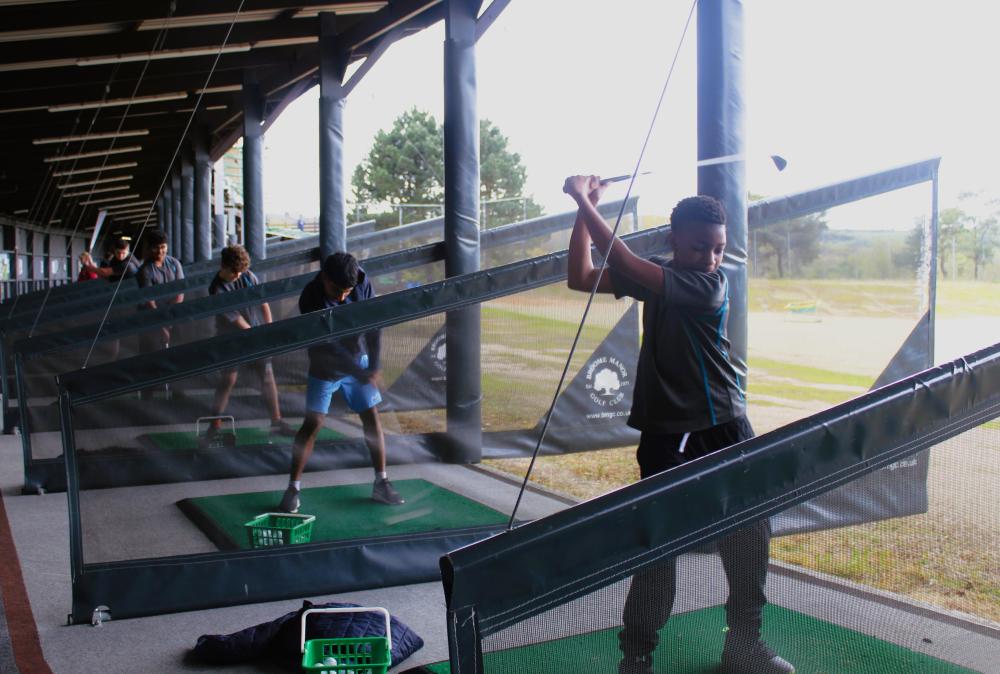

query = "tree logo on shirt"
(585, 356), (629, 407)
(429, 333), (448, 373)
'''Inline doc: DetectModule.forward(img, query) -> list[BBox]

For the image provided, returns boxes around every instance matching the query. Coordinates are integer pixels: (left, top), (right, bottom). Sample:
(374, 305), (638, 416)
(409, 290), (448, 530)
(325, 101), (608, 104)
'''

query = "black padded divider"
(749, 158), (940, 228)
(15, 199), (633, 362)
(68, 525), (505, 624)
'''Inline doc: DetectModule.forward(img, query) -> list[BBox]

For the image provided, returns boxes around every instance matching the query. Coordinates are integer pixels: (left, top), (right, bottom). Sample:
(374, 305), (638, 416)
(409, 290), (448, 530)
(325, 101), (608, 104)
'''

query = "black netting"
(461, 415), (998, 674)
(61, 217), (658, 583)
(19, 204), (636, 491)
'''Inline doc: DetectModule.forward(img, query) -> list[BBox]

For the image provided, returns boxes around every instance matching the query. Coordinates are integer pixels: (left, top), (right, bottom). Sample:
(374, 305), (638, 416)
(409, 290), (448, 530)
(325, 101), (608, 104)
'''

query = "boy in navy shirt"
(564, 175), (793, 674)
(277, 252), (403, 512)
(206, 245), (295, 438)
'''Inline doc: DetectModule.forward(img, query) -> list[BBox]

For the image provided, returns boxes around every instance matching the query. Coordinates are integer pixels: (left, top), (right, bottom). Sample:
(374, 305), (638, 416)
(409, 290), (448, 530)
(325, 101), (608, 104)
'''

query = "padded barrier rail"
(15, 199), (636, 360)
(13, 199), (637, 492)
(59, 221), (663, 404)
(1, 218), (373, 317)
(0, 210), (490, 431)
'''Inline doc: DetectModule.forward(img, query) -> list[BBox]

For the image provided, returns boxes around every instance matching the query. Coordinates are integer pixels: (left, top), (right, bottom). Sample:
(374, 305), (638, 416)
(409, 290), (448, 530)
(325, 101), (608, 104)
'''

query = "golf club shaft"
(600, 171), (652, 185)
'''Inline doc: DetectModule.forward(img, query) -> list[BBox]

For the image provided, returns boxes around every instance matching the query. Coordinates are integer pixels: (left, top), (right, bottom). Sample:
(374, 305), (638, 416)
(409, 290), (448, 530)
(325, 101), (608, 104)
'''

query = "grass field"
(483, 278), (1000, 623)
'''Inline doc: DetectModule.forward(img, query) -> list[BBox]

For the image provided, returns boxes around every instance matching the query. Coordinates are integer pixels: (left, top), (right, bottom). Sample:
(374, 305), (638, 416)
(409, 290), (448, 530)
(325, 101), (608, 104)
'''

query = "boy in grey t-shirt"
(206, 245), (294, 438)
(136, 229), (184, 352)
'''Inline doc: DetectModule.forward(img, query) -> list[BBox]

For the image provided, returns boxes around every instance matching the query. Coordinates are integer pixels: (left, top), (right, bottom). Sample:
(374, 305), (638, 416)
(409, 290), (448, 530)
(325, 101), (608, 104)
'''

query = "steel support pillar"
(180, 155), (195, 264)
(443, 0), (483, 463)
(318, 13), (348, 259)
(193, 132), (212, 262)
(170, 169), (182, 259)
(243, 75), (266, 261)
(698, 0), (748, 372)
(160, 191), (172, 250)
(213, 159), (226, 249)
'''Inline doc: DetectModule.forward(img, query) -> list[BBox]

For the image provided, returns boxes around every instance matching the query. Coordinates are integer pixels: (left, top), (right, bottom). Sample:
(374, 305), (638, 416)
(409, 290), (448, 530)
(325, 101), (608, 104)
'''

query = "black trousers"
(619, 416), (771, 658)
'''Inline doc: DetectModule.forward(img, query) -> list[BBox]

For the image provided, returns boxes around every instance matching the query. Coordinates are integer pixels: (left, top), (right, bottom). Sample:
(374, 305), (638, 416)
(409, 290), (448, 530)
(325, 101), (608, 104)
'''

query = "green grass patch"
(936, 281), (1000, 317)
(773, 515), (1000, 622)
(749, 278), (922, 317)
(749, 357), (873, 388)
(748, 381), (860, 406)
(482, 305), (608, 340)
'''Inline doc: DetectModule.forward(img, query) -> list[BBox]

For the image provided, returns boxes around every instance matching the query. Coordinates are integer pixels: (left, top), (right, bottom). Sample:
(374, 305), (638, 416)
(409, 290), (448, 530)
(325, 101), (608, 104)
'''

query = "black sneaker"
(371, 477), (405, 505)
(277, 486), (301, 514)
(617, 654), (653, 674)
(720, 639), (794, 674)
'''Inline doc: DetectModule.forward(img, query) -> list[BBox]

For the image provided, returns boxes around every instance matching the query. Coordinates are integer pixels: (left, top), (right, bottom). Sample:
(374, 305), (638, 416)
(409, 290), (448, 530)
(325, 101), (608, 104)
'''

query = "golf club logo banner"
(539, 303), (640, 436)
(584, 355), (629, 414)
(382, 324), (448, 412)
(429, 333), (447, 376)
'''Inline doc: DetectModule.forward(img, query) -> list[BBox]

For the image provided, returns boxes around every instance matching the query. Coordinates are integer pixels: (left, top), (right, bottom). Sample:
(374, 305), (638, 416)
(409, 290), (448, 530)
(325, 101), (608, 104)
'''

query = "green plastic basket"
(300, 607), (392, 673)
(244, 512), (315, 548)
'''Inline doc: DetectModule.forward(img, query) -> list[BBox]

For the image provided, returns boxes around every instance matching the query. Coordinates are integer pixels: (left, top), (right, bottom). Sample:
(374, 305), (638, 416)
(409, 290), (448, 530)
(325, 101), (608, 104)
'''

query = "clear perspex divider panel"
(69, 278), (634, 566)
(23, 261), (322, 464)
(479, 421), (997, 674)
(747, 182), (934, 435)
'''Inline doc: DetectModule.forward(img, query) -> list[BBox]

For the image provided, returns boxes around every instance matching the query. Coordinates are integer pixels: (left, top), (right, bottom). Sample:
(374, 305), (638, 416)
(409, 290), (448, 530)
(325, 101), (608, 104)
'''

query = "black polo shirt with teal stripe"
(609, 256), (746, 433)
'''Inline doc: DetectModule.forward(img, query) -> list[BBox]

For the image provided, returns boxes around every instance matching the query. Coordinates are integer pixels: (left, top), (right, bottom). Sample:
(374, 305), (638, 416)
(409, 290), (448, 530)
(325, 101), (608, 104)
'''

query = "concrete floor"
(1, 432), (997, 673)
(0, 432), (573, 673)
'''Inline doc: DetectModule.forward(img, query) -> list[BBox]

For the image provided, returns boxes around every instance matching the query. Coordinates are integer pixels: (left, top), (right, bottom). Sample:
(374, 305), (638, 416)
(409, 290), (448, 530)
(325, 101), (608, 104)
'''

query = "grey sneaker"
(372, 478), (405, 505)
(270, 419), (297, 437)
(721, 639), (795, 674)
(277, 486), (300, 514)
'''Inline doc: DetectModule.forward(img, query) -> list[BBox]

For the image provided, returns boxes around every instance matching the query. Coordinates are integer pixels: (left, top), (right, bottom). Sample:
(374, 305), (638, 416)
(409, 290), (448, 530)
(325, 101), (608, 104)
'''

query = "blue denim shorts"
(305, 354), (382, 414)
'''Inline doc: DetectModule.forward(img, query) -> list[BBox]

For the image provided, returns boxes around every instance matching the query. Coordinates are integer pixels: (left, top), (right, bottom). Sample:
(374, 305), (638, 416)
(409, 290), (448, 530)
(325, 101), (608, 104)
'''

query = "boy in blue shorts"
(564, 175), (793, 674)
(277, 252), (403, 512)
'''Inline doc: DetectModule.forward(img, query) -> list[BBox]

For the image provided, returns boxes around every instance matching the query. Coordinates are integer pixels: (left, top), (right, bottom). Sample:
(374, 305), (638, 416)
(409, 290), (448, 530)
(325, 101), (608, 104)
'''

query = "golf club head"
(770, 155), (788, 172)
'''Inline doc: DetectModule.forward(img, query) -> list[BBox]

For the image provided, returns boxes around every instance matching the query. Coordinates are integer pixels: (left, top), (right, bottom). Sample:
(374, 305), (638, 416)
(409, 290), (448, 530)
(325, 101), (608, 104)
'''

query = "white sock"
(289, 480), (301, 490)
(376, 471), (387, 481)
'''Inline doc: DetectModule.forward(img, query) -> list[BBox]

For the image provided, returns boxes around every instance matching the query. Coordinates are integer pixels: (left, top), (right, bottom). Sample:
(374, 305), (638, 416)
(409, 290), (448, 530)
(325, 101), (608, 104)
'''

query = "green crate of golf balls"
(300, 607), (392, 673)
(244, 512), (315, 548)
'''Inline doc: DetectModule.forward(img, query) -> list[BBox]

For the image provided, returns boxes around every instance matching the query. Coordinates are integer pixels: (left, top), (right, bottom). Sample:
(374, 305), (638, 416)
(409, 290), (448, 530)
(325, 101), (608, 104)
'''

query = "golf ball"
(322, 656), (338, 666)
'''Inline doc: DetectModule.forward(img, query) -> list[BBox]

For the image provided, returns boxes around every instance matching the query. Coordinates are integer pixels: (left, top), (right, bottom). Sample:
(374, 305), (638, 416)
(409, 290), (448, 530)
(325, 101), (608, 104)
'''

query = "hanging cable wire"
(83, 0), (248, 368)
(27, 24), (172, 338)
(14, 73), (118, 323)
(507, 0), (699, 529)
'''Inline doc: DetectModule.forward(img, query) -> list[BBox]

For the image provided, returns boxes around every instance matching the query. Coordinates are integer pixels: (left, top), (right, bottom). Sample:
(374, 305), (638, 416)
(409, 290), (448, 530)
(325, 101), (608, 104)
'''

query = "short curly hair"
(146, 229), (168, 248)
(670, 195), (726, 232)
(322, 251), (360, 289)
(220, 244), (251, 273)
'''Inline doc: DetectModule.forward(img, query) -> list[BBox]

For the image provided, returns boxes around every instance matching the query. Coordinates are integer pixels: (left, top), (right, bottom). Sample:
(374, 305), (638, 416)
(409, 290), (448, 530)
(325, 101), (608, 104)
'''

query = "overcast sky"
(263, 0), (1000, 230)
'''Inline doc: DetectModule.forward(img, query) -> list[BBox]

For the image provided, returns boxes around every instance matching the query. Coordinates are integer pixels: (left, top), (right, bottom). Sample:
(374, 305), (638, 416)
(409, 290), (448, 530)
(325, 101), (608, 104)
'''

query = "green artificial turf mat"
(145, 426), (345, 451)
(417, 604), (976, 673)
(179, 478), (509, 550)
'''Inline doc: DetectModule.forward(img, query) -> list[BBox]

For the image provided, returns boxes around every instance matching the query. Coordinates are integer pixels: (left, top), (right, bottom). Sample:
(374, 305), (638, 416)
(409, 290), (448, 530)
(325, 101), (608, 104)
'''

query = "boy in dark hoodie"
(277, 252), (403, 512)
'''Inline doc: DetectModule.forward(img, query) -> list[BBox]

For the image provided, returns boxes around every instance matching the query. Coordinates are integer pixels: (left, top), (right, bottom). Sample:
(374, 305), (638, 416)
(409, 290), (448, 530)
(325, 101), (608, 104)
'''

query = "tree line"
(351, 108), (541, 228)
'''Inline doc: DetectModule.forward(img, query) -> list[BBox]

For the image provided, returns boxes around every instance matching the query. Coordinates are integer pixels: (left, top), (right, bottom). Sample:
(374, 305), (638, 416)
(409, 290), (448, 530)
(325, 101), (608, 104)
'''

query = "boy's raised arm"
(564, 174), (664, 295)
(567, 180), (616, 294)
